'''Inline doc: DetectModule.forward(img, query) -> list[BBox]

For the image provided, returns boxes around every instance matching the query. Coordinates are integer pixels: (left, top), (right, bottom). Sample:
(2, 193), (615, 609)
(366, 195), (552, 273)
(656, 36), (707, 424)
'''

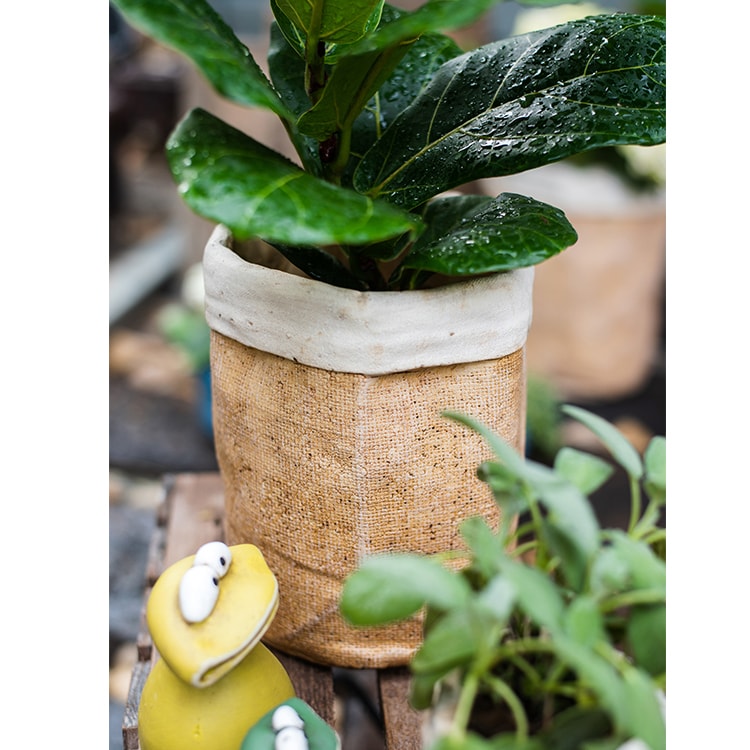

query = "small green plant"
(341, 405), (666, 749)
(525, 375), (563, 462)
(110, 0), (665, 292)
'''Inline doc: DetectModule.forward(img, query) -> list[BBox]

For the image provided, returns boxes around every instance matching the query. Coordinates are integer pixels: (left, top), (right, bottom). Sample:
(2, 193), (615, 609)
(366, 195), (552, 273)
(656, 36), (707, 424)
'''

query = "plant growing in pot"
(341, 405), (666, 749)
(110, 0), (666, 668)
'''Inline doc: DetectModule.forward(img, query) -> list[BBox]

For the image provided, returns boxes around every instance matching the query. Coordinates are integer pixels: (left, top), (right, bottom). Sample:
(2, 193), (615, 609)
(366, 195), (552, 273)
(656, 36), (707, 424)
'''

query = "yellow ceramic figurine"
(138, 541), (296, 750)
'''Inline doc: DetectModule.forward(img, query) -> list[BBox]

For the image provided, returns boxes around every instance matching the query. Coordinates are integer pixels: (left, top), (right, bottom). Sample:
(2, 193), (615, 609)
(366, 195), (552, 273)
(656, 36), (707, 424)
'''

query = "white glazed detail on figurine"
(178, 541), (233, 623)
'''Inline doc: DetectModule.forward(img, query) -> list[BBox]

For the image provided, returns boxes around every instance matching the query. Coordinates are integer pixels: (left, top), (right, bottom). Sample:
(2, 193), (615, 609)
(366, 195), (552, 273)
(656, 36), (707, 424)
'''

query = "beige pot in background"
(203, 226), (534, 668)
(483, 162), (665, 401)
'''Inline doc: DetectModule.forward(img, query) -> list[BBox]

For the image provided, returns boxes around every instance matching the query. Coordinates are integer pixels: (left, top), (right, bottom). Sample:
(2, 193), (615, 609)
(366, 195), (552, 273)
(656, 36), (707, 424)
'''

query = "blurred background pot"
(482, 159), (665, 401)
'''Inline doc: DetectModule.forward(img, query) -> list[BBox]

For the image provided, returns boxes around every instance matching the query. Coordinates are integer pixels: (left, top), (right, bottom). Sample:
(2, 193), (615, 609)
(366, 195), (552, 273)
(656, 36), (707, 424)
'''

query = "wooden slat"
(122, 659), (151, 750)
(379, 667), (423, 750)
(162, 472), (226, 566)
(136, 513), (167, 662)
(275, 650), (337, 726)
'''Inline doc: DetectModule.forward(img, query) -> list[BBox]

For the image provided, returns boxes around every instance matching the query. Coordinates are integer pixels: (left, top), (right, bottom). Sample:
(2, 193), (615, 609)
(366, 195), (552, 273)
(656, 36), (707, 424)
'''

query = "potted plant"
(110, 0), (666, 667)
(341, 405), (666, 749)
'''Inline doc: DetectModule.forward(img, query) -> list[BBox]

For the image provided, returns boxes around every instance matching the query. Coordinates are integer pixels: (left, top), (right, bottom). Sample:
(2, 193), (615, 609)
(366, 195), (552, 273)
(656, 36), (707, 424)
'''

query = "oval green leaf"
(411, 608), (481, 674)
(399, 193), (577, 276)
(644, 435), (666, 505)
(496, 557), (565, 632)
(554, 446), (615, 496)
(355, 14), (666, 208)
(562, 405), (644, 480)
(111, 0), (291, 120)
(340, 552), (472, 626)
(626, 603), (666, 677)
(166, 108), (421, 246)
(274, 0), (384, 45)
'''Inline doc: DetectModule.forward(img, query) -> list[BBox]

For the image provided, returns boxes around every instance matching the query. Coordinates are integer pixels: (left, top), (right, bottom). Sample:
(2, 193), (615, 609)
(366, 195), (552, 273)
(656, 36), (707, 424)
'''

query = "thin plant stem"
(512, 540), (538, 559)
(525, 489), (548, 569)
(484, 674), (530, 742)
(627, 474), (642, 534)
(642, 528), (666, 546)
(449, 668), (480, 741)
(599, 588), (665, 613)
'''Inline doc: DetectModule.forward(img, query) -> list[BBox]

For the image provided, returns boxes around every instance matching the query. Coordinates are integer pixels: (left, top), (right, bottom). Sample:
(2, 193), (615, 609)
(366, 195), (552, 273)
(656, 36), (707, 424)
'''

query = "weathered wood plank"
(275, 650), (338, 726)
(379, 667), (423, 750)
(162, 472), (225, 566)
(122, 659), (151, 750)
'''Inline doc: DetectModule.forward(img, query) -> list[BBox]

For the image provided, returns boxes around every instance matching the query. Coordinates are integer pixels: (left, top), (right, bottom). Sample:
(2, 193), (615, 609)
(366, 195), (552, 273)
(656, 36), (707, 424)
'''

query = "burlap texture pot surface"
(203, 225), (534, 668)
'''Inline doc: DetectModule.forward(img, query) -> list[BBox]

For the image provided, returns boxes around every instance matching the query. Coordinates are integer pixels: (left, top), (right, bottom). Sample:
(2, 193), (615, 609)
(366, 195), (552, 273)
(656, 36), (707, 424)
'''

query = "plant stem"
(512, 540), (539, 559)
(632, 499), (662, 540)
(627, 474), (642, 534)
(329, 125), (352, 181)
(449, 668), (480, 742)
(526, 489), (548, 569)
(599, 588), (665, 613)
(304, 3), (326, 104)
(642, 528), (666, 546)
(348, 251), (387, 290)
(484, 674), (530, 742)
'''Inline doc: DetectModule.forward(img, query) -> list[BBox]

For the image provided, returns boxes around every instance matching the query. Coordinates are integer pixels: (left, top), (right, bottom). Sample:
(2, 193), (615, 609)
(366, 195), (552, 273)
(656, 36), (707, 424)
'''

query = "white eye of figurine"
(274, 726), (309, 750)
(272, 705), (305, 732)
(193, 541), (232, 578)
(179, 564), (220, 623)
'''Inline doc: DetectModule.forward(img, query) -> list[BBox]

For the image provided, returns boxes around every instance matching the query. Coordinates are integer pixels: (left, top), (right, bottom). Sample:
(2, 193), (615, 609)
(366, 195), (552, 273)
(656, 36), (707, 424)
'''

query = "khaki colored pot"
(203, 225), (534, 667)
(483, 163), (665, 400)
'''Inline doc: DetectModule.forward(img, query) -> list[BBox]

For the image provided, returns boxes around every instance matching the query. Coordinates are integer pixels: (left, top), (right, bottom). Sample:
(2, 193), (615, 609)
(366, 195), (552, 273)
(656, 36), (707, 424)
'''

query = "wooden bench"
(122, 472), (423, 749)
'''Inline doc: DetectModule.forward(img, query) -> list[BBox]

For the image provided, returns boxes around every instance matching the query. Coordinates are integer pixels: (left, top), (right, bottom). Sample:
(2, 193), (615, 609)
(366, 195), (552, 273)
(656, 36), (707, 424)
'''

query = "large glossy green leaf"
(397, 193), (577, 278)
(344, 0), (504, 55)
(268, 21), (312, 117)
(345, 6), (463, 181)
(296, 38), (414, 140)
(270, 0), (308, 60)
(166, 108), (421, 246)
(111, 0), (291, 120)
(355, 14), (666, 208)
(274, 0), (384, 45)
(267, 22), (322, 173)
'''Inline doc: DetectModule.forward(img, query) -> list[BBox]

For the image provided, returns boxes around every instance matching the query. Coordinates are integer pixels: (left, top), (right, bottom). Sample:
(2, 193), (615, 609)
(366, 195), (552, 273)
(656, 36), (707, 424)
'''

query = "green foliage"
(525, 376), (563, 462)
(111, 0), (666, 291)
(340, 407), (666, 749)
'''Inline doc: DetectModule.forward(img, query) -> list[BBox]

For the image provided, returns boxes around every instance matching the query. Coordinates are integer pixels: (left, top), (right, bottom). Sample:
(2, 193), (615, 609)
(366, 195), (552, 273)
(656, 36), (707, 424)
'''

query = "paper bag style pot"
(203, 225), (533, 667)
